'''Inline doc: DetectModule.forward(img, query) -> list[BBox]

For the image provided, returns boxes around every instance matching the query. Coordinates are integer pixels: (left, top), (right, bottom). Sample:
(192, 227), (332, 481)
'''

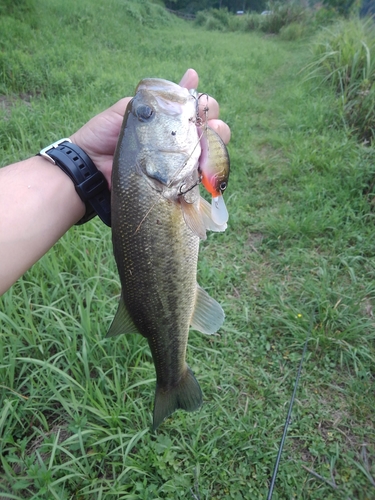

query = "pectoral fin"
(106, 295), (139, 337)
(181, 196), (207, 240)
(190, 284), (225, 335)
(181, 195), (227, 240)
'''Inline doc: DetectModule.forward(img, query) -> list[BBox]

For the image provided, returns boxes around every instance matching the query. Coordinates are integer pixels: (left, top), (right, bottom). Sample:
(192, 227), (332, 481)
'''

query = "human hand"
(70, 69), (231, 189)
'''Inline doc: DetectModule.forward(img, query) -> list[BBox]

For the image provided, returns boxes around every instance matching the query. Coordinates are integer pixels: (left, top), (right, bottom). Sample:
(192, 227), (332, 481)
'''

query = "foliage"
(360, 0), (375, 17)
(0, 0), (35, 16)
(304, 17), (375, 143)
(259, 0), (310, 34)
(165, 0), (268, 14)
(194, 2), (312, 35)
(1, 0), (375, 498)
(313, 6), (341, 26)
(0, 0), (37, 27)
(322, 0), (357, 17)
(280, 21), (306, 41)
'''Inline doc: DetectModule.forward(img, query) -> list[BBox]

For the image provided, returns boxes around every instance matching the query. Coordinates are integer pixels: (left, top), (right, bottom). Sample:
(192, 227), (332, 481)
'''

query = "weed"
(260, 0), (309, 35)
(280, 21), (306, 41)
(304, 17), (375, 143)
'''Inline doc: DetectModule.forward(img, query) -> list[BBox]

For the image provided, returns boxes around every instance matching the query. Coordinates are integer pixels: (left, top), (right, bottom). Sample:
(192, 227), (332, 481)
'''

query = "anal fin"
(106, 295), (139, 337)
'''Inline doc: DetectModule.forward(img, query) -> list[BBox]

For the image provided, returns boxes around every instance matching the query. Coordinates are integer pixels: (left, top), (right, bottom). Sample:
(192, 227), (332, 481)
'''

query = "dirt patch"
(0, 93), (34, 118)
(247, 232), (264, 252)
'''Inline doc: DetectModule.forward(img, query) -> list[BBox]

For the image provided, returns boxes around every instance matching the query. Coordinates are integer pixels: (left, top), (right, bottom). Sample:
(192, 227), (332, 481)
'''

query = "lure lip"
(211, 195), (229, 226)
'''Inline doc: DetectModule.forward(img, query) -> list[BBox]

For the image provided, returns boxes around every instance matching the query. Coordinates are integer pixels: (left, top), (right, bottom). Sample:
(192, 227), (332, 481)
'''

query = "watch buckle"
(39, 138), (72, 164)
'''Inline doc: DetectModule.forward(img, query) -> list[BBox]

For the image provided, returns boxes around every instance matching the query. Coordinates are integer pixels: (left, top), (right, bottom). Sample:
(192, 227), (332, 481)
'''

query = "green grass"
(1, 0), (375, 498)
(303, 17), (375, 143)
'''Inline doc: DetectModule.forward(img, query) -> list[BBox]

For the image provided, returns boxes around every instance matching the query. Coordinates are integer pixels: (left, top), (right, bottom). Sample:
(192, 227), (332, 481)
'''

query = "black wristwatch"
(39, 138), (111, 226)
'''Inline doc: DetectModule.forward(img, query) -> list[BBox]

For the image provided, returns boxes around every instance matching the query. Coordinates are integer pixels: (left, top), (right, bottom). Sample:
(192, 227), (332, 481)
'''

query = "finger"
(110, 96), (132, 117)
(207, 119), (231, 145)
(179, 68), (199, 89)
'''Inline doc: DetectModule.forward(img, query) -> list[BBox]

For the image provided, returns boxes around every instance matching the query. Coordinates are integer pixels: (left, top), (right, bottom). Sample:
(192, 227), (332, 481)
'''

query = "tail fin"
(153, 366), (203, 431)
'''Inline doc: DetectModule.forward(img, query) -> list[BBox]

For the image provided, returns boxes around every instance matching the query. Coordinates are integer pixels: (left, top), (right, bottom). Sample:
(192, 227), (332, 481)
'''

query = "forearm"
(0, 155), (86, 295)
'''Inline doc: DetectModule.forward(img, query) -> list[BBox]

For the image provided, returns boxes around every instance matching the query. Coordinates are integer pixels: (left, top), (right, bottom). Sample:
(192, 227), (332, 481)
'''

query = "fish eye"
(220, 181), (227, 192)
(135, 105), (154, 122)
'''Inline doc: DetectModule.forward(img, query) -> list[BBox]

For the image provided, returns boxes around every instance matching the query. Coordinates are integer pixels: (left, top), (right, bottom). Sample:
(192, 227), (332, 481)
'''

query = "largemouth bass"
(108, 78), (228, 430)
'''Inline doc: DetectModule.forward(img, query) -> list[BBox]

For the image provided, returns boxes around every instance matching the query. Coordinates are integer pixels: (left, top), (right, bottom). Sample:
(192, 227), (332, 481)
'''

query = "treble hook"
(188, 90), (209, 128)
(178, 176), (202, 197)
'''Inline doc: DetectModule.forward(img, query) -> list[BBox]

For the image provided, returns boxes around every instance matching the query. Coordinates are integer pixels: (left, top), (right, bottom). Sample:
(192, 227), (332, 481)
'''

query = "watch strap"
(39, 139), (111, 226)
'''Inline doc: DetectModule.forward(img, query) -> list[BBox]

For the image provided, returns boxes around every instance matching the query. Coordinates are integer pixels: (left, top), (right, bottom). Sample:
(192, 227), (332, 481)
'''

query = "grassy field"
(1, 0), (375, 498)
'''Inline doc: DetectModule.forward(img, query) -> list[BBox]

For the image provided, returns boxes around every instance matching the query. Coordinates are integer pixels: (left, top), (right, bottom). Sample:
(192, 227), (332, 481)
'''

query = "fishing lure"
(198, 124), (230, 226)
(189, 89), (230, 226)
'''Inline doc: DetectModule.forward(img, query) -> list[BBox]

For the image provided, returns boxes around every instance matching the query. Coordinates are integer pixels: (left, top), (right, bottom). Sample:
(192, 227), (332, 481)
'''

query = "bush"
(227, 14), (243, 32)
(322, 0), (356, 17)
(280, 21), (305, 41)
(313, 7), (339, 26)
(194, 4), (309, 35)
(210, 7), (230, 27)
(241, 13), (263, 32)
(194, 10), (207, 27)
(206, 16), (224, 31)
(304, 17), (375, 143)
(259, 1), (308, 34)
(194, 8), (231, 32)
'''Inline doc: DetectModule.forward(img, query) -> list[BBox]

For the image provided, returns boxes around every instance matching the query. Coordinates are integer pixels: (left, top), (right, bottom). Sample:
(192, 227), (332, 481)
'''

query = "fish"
(108, 78), (228, 430)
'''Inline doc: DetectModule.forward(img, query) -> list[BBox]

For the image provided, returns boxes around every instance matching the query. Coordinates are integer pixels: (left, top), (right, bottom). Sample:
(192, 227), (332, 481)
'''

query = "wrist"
(38, 139), (111, 226)
(33, 154), (87, 223)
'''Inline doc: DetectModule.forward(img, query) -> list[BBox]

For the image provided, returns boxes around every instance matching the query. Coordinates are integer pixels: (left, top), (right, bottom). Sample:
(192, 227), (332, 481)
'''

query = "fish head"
(128, 78), (201, 191)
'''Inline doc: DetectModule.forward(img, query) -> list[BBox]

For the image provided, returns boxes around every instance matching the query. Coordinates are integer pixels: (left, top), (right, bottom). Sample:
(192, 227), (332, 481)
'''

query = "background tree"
(164, 0), (267, 13)
(360, 0), (375, 16)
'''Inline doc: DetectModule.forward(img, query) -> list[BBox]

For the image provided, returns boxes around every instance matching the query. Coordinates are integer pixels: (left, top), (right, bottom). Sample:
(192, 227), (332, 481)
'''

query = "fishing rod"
(266, 315), (313, 500)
